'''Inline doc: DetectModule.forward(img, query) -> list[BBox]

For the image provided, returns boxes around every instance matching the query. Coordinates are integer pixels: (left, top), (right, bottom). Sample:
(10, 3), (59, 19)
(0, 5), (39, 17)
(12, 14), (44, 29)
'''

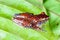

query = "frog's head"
(36, 12), (49, 27)
(38, 12), (49, 22)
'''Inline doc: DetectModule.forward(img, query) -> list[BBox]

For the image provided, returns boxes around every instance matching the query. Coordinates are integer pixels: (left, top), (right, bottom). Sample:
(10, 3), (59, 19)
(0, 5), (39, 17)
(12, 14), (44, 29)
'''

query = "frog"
(13, 12), (49, 30)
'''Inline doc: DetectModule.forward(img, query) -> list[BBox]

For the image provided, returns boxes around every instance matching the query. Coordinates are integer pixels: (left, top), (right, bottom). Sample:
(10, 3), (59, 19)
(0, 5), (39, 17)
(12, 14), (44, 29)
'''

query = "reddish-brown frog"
(13, 12), (49, 30)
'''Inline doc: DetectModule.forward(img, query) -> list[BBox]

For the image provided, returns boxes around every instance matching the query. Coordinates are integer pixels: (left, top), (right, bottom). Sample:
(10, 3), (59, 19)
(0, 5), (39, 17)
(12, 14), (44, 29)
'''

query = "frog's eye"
(38, 12), (49, 18)
(29, 13), (33, 15)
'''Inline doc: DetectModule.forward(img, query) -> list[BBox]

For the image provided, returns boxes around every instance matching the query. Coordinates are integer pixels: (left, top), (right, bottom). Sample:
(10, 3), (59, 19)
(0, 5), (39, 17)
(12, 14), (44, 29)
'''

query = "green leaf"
(48, 11), (60, 36)
(0, 0), (42, 14)
(44, 0), (60, 14)
(0, 4), (22, 19)
(0, 0), (60, 40)
(0, 17), (50, 40)
(44, 0), (60, 35)
(0, 29), (23, 40)
(26, 0), (47, 14)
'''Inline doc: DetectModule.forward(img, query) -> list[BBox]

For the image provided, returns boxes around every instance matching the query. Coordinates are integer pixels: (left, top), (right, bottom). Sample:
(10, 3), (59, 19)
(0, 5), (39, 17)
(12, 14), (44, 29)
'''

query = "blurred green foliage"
(0, 0), (60, 40)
